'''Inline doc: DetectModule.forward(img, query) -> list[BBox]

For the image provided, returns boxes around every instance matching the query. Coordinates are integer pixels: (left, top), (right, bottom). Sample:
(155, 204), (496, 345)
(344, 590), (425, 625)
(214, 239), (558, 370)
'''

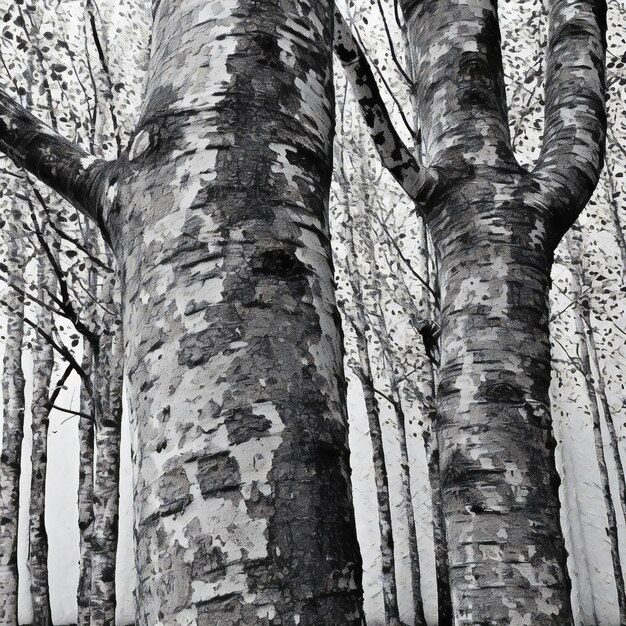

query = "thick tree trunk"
(429, 184), (573, 624)
(0, 226), (26, 626)
(0, 0), (365, 622)
(104, 1), (364, 623)
(393, 0), (606, 621)
(28, 262), (54, 626)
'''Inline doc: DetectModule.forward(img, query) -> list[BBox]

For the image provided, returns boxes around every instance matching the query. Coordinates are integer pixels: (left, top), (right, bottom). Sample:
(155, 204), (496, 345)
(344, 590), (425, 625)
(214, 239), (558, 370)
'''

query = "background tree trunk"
(0, 214), (27, 626)
(28, 260), (55, 626)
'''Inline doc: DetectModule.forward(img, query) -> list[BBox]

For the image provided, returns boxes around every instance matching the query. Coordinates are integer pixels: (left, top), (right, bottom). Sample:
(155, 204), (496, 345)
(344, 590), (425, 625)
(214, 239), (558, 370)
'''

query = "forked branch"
(534, 0), (607, 239)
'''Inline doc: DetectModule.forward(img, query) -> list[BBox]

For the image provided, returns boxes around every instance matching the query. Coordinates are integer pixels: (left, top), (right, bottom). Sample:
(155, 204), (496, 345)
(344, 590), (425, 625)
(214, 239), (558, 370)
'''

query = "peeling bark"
(0, 2), (365, 623)
(0, 219), (26, 626)
(117, 1), (364, 623)
(28, 261), (55, 626)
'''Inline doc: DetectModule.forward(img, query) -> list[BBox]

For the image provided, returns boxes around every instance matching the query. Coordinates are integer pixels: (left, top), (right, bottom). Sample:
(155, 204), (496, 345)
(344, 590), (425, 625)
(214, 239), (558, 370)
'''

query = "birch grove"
(0, 1), (624, 625)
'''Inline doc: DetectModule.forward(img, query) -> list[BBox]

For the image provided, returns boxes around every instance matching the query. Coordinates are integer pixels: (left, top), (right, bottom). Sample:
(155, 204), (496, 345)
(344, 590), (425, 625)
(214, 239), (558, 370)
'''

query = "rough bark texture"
(105, 1), (364, 624)
(393, 0), (607, 623)
(28, 261), (55, 626)
(90, 275), (122, 626)
(77, 337), (95, 626)
(0, 223), (26, 626)
(0, 2), (365, 624)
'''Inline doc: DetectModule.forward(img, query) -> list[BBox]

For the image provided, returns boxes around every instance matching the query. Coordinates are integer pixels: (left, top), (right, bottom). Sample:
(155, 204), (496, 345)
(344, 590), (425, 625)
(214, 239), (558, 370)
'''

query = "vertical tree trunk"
(395, 0), (606, 620)
(429, 187), (573, 624)
(386, 378), (426, 626)
(350, 322), (405, 626)
(90, 272), (122, 626)
(77, 337), (95, 626)
(0, 221), (27, 626)
(106, 1), (365, 623)
(28, 261), (54, 626)
(567, 227), (626, 622)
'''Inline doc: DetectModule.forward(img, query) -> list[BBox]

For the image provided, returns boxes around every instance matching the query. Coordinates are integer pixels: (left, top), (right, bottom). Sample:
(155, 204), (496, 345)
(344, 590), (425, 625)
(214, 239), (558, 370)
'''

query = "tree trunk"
(0, 220), (27, 626)
(107, 2), (364, 623)
(90, 273), (122, 626)
(387, 380), (426, 626)
(351, 323), (404, 626)
(393, 0), (607, 620)
(77, 337), (95, 626)
(428, 184), (573, 623)
(28, 261), (54, 626)
(568, 226), (626, 621)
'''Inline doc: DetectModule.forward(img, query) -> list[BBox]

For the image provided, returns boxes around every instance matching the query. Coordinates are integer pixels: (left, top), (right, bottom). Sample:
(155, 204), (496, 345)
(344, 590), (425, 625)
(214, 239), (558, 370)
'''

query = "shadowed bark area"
(105, 0), (365, 623)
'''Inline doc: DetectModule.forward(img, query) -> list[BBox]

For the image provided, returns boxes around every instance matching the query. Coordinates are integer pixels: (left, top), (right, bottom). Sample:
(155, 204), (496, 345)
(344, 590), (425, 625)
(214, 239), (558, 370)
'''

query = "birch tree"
(335, 0), (608, 622)
(0, 1), (365, 624)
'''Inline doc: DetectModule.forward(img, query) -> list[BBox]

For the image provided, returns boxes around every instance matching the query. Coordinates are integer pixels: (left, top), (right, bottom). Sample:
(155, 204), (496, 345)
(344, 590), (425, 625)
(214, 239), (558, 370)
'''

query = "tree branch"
(333, 8), (438, 208)
(534, 0), (607, 240)
(0, 89), (116, 230)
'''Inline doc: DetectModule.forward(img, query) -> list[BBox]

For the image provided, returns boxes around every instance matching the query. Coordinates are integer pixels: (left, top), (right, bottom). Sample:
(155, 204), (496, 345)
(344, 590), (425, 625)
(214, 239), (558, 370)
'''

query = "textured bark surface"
(77, 337), (95, 626)
(28, 262), (55, 626)
(428, 173), (574, 625)
(0, 225), (26, 626)
(102, 1), (365, 623)
(90, 278), (122, 626)
(393, 0), (607, 623)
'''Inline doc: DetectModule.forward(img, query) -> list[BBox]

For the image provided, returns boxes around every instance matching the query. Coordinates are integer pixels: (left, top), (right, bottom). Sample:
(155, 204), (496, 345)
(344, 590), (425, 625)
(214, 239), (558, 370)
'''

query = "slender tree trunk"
(77, 337), (95, 626)
(350, 322), (404, 626)
(0, 223), (26, 626)
(387, 379), (426, 626)
(28, 261), (54, 625)
(415, 217), (451, 626)
(90, 274), (122, 626)
(567, 227), (626, 622)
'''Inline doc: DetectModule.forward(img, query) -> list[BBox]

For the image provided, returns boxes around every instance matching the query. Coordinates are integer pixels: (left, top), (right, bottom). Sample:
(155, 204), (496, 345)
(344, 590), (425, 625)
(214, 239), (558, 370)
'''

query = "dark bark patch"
(144, 467), (193, 522)
(224, 407), (272, 445)
(480, 381), (525, 403)
(197, 451), (241, 499)
(250, 248), (307, 280)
